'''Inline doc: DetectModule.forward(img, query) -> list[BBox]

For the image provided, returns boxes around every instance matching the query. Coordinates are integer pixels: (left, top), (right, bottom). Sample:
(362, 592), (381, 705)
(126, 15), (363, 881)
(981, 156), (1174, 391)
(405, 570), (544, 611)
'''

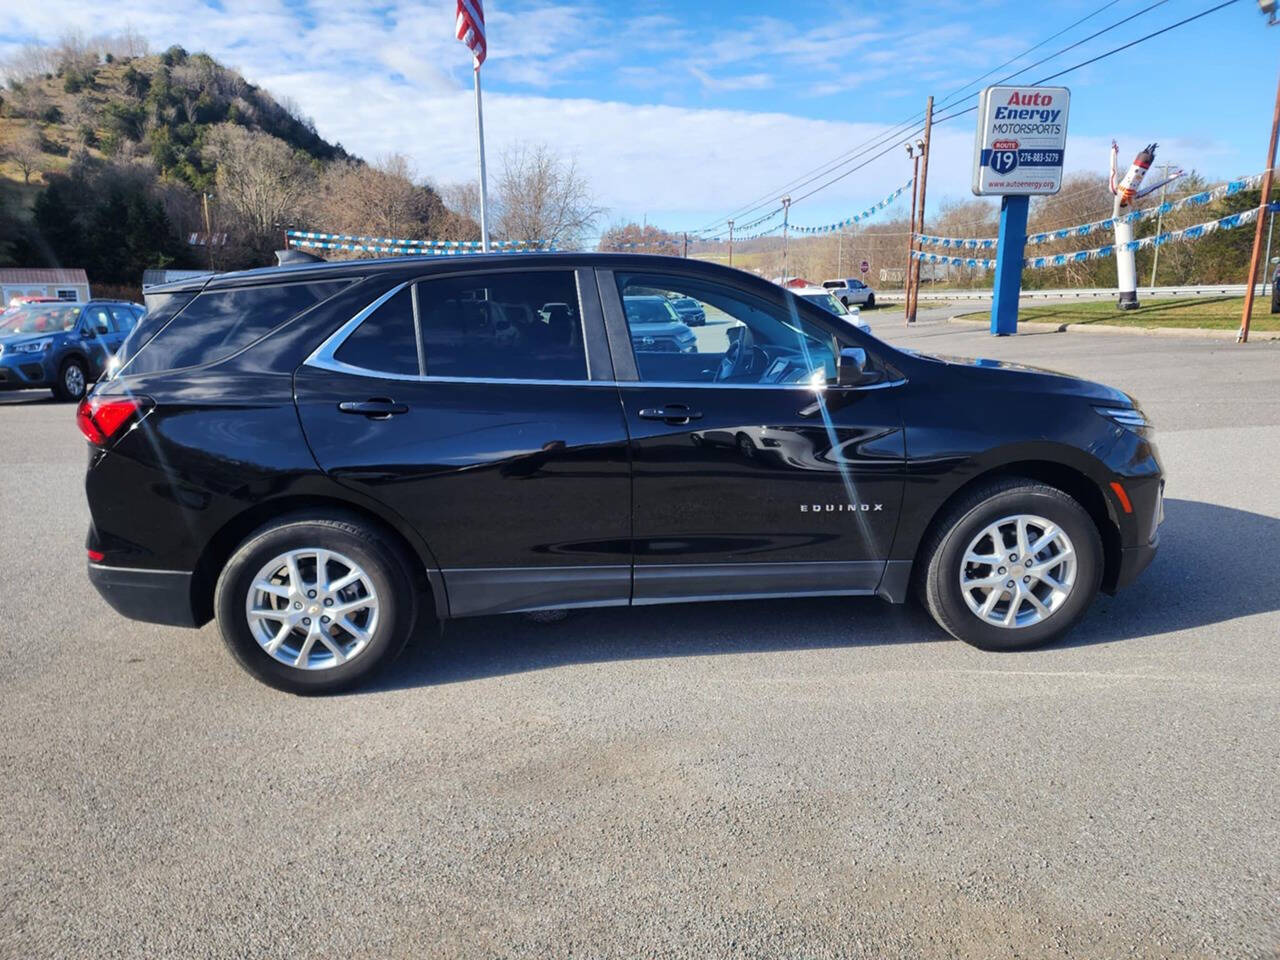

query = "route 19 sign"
(971, 85), (1070, 196)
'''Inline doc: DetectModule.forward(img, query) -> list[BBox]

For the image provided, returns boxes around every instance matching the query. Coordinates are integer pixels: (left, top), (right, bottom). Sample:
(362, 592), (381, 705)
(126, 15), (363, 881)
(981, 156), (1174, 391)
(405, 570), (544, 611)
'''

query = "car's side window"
(109, 306), (138, 333)
(415, 271), (585, 381)
(85, 306), (113, 335)
(329, 271), (587, 382)
(614, 272), (838, 386)
(333, 287), (419, 376)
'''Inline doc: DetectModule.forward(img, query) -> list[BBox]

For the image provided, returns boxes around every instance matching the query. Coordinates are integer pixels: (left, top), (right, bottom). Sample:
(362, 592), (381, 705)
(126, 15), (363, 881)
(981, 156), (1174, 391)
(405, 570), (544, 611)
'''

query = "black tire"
(918, 478), (1103, 651)
(865, 293), (876, 308)
(52, 356), (88, 402)
(1270, 284), (1279, 315)
(214, 513), (418, 693)
(735, 432), (755, 459)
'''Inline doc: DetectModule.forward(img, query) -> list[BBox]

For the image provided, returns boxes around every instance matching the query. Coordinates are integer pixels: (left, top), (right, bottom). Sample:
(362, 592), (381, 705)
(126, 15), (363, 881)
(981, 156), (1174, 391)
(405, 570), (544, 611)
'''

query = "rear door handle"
(338, 398), (409, 419)
(638, 404), (703, 425)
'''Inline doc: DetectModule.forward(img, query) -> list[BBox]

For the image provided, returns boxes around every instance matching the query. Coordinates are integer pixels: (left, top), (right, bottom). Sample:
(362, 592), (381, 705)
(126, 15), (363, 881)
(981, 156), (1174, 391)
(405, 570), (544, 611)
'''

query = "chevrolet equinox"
(82, 253), (1163, 693)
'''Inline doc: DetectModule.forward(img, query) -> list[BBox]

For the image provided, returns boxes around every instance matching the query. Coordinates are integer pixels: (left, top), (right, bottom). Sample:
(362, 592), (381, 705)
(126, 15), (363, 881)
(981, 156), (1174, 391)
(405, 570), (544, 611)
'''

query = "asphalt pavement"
(1, 311), (1277, 959)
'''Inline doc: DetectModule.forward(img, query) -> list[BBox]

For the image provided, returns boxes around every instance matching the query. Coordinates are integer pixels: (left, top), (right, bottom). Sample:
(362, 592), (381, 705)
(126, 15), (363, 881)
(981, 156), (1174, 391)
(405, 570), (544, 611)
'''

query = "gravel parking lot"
(2, 311), (1277, 959)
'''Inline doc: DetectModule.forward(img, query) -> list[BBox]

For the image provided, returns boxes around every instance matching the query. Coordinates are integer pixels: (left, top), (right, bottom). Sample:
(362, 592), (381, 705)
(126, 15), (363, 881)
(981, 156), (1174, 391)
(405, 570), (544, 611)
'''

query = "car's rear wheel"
(918, 478), (1103, 651)
(53, 357), (87, 402)
(214, 514), (417, 693)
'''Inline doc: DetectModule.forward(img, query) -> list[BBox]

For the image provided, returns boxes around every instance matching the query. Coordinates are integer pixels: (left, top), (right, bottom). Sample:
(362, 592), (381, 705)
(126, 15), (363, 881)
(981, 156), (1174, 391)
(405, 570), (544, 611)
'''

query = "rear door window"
(124, 280), (349, 375)
(324, 271), (586, 381)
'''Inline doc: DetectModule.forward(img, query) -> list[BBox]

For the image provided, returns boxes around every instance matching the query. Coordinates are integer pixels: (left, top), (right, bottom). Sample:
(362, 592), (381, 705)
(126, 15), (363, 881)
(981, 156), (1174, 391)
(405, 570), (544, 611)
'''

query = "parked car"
(82, 252), (1163, 693)
(823, 277), (876, 308)
(0, 299), (143, 400)
(792, 285), (871, 335)
(622, 295), (698, 354)
(668, 296), (706, 326)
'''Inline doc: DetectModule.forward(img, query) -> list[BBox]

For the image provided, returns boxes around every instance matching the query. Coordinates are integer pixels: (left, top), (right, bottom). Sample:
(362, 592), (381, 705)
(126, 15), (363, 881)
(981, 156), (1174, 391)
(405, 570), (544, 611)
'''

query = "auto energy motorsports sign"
(972, 85), (1070, 196)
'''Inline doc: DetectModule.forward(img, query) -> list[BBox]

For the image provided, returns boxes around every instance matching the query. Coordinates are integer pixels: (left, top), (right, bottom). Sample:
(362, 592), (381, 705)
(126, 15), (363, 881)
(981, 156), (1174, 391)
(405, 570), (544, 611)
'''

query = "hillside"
(0, 44), (348, 201)
(0, 39), (476, 288)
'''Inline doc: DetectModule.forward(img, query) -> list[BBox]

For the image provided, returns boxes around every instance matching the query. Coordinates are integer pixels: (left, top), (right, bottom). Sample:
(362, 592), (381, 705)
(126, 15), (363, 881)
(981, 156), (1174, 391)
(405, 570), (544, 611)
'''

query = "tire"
(53, 357), (88, 402)
(214, 513), (418, 693)
(918, 478), (1103, 651)
(735, 432), (755, 459)
(865, 293), (876, 308)
(1270, 284), (1279, 315)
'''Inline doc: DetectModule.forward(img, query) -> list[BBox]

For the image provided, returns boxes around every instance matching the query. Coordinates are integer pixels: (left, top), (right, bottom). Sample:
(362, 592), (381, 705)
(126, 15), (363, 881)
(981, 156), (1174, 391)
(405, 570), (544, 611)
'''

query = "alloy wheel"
(64, 364), (85, 398)
(959, 514), (1077, 629)
(245, 548), (380, 669)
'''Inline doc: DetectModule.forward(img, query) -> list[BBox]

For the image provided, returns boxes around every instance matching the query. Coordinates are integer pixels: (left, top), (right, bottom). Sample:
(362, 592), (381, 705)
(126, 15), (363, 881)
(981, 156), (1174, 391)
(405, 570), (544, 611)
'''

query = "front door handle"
(338, 398), (409, 419)
(638, 404), (703, 425)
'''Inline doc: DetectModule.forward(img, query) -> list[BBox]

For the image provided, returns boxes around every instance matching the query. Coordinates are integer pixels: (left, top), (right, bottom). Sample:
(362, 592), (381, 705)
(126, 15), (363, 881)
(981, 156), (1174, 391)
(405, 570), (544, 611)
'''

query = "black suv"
(82, 254), (1163, 693)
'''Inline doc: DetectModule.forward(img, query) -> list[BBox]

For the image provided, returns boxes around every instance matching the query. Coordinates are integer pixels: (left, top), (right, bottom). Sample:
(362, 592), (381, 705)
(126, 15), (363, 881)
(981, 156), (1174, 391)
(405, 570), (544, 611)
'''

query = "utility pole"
(904, 142), (921, 320)
(201, 192), (215, 271)
(727, 219), (734, 267)
(1149, 162), (1172, 289)
(781, 195), (792, 281)
(907, 96), (934, 323)
(1264, 205), (1276, 298)
(1241, 63), (1280, 343)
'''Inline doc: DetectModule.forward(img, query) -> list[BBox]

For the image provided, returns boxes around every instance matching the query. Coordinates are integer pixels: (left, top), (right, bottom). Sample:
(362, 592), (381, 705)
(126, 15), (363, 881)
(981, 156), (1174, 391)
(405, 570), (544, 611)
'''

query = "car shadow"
(368, 499), (1279, 691)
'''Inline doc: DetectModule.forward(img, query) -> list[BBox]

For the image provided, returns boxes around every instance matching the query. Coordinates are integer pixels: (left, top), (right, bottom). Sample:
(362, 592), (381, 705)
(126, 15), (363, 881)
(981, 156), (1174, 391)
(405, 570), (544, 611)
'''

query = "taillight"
(76, 396), (152, 446)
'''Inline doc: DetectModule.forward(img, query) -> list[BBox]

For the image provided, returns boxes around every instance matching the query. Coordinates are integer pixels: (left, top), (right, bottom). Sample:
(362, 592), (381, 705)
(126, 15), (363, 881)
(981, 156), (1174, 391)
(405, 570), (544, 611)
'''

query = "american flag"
(455, 0), (487, 68)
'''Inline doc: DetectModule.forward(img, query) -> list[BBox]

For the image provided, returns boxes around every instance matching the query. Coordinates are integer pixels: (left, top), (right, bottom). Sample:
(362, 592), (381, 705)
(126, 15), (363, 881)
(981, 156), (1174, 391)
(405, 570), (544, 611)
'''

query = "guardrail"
(876, 283), (1263, 303)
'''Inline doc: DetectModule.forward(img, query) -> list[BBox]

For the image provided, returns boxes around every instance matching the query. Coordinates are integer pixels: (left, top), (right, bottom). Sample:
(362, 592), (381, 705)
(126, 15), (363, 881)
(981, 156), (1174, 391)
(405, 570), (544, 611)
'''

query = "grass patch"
(957, 296), (1280, 331)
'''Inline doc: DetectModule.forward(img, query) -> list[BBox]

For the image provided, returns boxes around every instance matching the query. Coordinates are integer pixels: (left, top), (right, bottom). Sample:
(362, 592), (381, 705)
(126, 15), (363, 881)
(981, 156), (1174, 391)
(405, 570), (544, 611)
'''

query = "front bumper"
(1114, 529), (1159, 590)
(0, 353), (53, 388)
(87, 563), (200, 627)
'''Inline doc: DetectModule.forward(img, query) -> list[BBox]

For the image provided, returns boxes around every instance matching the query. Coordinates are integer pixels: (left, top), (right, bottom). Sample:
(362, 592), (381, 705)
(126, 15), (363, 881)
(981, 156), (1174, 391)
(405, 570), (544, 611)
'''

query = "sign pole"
(990, 196), (1029, 336)
(473, 66), (491, 253)
(727, 219), (734, 266)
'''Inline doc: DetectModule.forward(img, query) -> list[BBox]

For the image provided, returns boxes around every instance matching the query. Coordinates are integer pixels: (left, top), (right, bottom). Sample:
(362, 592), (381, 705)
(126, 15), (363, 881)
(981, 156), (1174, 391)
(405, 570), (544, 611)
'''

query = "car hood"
(630, 320), (693, 338)
(911, 351), (1134, 405)
(0, 329), (63, 346)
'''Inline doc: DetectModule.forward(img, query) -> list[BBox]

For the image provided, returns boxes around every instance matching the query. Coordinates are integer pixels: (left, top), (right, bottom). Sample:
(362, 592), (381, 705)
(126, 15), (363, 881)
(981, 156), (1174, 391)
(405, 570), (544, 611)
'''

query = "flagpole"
(473, 64), (490, 253)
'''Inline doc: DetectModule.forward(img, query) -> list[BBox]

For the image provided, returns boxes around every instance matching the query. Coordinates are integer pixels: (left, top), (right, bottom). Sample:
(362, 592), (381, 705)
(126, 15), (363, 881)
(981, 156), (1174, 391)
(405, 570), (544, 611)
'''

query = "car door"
(598, 267), (906, 603)
(294, 266), (633, 618)
(79, 304), (116, 376)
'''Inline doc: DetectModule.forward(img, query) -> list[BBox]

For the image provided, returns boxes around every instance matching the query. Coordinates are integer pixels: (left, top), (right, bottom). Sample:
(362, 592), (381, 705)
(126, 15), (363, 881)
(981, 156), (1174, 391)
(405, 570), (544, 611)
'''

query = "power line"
(785, 0), (1241, 211)
(699, 0), (1182, 234)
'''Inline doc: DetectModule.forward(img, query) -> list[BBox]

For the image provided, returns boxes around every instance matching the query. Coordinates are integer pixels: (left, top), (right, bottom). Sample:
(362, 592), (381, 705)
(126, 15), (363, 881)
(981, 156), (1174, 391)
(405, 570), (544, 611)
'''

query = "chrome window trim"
(305, 279), (906, 391)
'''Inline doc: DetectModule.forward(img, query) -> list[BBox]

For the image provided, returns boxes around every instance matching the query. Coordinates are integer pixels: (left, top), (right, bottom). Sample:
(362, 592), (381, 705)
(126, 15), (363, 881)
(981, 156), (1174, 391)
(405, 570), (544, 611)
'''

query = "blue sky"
(3, 0), (1271, 238)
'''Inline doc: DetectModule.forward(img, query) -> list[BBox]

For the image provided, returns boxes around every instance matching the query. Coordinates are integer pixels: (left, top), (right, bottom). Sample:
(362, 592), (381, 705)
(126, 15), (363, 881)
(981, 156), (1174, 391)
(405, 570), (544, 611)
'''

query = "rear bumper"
(87, 563), (200, 628)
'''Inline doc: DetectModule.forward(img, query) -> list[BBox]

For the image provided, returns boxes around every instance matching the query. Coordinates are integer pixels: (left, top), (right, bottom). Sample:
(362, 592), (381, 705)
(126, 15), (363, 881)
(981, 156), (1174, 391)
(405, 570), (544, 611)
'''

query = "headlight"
(1095, 406), (1149, 430)
(16, 339), (52, 354)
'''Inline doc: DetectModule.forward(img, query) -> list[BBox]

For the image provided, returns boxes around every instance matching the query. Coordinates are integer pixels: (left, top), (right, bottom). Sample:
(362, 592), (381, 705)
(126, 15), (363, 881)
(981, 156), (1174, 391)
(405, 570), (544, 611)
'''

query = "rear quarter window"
(124, 281), (349, 376)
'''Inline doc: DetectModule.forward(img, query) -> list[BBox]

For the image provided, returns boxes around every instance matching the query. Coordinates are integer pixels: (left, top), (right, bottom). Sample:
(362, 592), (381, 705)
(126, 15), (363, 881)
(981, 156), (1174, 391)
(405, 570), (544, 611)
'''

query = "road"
(1, 313), (1277, 959)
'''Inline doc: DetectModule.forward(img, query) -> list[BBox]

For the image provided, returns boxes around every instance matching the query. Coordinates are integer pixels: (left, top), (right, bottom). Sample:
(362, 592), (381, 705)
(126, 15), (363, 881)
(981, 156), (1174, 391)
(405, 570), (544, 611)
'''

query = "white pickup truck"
(822, 277), (876, 309)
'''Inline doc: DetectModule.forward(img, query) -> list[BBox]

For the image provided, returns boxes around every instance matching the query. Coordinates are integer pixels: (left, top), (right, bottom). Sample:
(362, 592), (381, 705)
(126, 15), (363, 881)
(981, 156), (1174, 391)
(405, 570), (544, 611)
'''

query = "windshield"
(800, 292), (848, 315)
(0, 303), (81, 335)
(672, 298), (699, 309)
(624, 298), (680, 324)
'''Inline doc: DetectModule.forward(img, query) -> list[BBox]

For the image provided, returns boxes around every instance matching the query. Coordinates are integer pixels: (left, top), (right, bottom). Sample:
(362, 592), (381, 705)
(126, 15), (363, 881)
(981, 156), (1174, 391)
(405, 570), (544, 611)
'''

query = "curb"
(946, 316), (1280, 341)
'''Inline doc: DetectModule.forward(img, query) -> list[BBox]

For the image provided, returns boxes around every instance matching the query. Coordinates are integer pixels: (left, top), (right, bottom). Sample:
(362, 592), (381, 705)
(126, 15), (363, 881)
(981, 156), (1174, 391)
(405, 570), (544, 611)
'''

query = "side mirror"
(837, 347), (868, 386)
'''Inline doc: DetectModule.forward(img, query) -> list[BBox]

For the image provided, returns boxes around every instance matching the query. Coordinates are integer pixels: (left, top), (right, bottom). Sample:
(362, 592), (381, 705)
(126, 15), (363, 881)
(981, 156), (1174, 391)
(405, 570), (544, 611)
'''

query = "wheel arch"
(910, 458), (1124, 596)
(189, 494), (448, 626)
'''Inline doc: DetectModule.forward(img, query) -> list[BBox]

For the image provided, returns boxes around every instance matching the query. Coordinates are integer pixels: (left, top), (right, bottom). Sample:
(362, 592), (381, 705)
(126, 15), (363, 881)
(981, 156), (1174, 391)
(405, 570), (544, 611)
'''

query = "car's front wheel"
(53, 357), (87, 402)
(214, 514), (418, 693)
(865, 293), (876, 308)
(919, 478), (1103, 650)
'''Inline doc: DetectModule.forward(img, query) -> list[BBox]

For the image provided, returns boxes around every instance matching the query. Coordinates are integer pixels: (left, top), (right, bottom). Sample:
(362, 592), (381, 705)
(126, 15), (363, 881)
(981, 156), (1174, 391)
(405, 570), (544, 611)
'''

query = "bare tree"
(494, 143), (605, 248)
(318, 155), (430, 242)
(6, 127), (45, 184)
(205, 123), (315, 247)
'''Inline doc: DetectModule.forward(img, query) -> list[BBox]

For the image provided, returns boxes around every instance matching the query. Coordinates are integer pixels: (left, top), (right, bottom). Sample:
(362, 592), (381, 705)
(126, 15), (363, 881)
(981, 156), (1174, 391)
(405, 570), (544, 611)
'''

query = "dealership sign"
(971, 85), (1070, 196)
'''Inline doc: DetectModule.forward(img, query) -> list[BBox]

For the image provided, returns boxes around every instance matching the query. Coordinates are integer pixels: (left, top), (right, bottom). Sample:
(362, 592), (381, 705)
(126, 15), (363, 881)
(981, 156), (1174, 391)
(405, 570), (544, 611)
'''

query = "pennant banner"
(287, 230), (551, 250)
(910, 206), (1259, 270)
(914, 173), (1266, 251)
(289, 238), (553, 256)
(791, 178), (915, 235)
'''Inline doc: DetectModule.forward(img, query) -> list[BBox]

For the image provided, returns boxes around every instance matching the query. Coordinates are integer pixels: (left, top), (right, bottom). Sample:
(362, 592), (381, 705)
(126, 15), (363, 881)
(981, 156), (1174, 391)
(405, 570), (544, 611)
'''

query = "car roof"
(142, 252), (780, 298)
